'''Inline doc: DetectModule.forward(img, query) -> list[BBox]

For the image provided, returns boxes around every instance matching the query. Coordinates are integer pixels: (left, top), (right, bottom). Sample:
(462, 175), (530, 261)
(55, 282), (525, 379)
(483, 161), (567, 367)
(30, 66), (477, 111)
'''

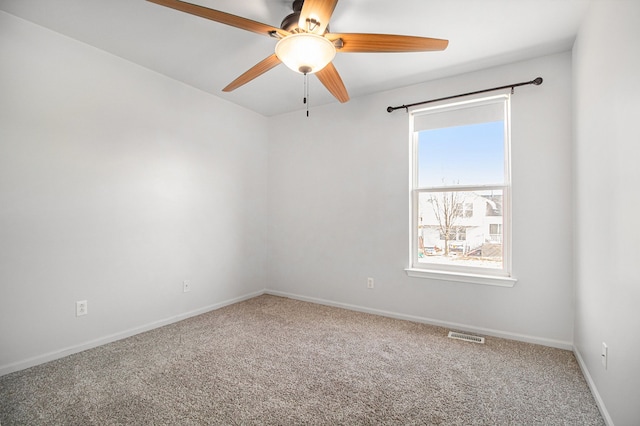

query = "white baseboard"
(2, 289), (574, 377)
(0, 290), (264, 377)
(265, 289), (573, 350)
(3, 289), (610, 425)
(573, 347), (614, 425)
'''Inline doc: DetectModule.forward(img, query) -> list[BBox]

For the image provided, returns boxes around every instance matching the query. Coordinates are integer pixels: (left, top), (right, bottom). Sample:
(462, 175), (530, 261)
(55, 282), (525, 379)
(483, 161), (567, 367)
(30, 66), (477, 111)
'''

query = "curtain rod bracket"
(386, 77), (543, 113)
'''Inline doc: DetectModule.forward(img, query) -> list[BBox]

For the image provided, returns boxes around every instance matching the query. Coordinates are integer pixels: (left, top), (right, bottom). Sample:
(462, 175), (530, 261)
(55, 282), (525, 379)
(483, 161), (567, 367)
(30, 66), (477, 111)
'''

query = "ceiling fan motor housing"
(281, 0), (328, 33)
(281, 0), (304, 32)
(280, 12), (300, 32)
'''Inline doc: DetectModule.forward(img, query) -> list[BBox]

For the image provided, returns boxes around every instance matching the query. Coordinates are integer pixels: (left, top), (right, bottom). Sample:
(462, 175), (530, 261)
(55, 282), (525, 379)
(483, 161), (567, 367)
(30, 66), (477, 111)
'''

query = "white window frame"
(405, 94), (517, 287)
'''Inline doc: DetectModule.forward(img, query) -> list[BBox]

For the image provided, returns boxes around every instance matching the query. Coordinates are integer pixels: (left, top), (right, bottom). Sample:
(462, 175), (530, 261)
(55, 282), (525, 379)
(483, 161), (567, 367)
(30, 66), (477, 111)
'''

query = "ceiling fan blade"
(298, 0), (338, 34)
(327, 33), (448, 53)
(147, 0), (289, 38)
(222, 53), (281, 92)
(222, 54), (282, 92)
(315, 62), (349, 103)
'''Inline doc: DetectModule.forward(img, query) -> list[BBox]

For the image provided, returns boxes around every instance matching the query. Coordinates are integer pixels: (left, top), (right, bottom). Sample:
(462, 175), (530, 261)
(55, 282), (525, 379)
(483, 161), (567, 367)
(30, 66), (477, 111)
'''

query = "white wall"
(0, 12), (268, 374)
(573, 1), (640, 424)
(267, 52), (574, 348)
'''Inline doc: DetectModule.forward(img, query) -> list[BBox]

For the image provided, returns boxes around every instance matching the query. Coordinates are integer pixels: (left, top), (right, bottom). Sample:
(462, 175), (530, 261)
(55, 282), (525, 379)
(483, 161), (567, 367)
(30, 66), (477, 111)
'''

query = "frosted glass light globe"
(275, 33), (336, 74)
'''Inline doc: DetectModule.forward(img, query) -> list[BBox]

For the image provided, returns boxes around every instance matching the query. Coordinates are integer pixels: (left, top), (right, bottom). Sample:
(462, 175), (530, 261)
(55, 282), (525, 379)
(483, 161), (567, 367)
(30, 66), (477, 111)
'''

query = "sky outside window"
(418, 121), (505, 187)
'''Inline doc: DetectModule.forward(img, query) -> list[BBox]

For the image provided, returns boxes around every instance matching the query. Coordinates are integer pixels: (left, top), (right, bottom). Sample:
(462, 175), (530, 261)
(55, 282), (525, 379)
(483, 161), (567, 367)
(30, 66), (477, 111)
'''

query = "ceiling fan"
(147, 0), (449, 104)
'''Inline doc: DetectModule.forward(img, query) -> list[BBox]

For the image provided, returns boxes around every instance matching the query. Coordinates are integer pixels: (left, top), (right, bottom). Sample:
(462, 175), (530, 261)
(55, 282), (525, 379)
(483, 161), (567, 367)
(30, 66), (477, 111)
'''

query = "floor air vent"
(448, 331), (485, 344)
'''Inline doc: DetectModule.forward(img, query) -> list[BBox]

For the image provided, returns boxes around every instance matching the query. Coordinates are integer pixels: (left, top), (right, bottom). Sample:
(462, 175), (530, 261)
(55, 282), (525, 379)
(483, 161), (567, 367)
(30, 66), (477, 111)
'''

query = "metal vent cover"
(448, 331), (485, 344)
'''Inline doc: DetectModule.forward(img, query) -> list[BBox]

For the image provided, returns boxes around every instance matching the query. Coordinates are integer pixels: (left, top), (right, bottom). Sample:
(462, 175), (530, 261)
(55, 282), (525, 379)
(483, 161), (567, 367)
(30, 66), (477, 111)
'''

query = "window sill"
(404, 268), (517, 287)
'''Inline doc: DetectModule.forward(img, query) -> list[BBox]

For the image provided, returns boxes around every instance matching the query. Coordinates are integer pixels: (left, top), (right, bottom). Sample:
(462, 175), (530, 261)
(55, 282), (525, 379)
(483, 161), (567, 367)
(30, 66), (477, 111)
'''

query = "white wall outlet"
(601, 342), (608, 369)
(76, 300), (88, 317)
(183, 280), (191, 293)
(367, 277), (374, 289)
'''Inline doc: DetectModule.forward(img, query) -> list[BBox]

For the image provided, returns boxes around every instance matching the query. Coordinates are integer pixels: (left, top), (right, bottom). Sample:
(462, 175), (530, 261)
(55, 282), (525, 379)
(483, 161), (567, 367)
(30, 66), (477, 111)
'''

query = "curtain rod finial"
(533, 77), (543, 85)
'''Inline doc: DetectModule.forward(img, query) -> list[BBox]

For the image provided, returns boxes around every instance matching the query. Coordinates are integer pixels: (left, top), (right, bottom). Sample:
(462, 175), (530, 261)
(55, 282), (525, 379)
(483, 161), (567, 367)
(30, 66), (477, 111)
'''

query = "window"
(489, 224), (502, 243)
(406, 95), (516, 286)
(455, 203), (473, 218)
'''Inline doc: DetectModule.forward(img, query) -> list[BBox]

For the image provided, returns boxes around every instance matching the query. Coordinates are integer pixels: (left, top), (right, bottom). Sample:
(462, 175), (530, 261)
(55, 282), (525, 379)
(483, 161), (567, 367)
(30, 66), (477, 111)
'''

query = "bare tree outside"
(428, 191), (462, 256)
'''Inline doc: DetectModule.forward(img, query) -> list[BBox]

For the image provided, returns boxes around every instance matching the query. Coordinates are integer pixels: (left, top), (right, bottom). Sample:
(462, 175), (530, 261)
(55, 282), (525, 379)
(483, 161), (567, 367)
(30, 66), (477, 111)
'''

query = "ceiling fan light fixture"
(275, 33), (336, 74)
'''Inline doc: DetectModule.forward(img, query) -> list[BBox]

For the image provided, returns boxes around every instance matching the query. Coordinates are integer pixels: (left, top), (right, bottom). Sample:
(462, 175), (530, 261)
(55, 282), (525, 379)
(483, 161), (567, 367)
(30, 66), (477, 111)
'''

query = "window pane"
(417, 190), (503, 269)
(417, 121), (504, 187)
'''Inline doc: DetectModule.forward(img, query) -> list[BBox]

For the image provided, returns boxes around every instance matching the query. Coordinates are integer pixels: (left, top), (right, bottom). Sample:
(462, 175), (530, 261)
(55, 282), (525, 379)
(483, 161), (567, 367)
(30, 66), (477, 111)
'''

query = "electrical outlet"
(76, 300), (88, 317)
(183, 280), (191, 293)
(601, 342), (608, 369)
(367, 277), (374, 289)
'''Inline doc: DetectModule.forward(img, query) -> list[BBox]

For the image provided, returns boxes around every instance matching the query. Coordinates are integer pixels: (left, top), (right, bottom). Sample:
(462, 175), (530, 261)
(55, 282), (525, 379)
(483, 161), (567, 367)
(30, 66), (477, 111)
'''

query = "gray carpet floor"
(1, 295), (603, 425)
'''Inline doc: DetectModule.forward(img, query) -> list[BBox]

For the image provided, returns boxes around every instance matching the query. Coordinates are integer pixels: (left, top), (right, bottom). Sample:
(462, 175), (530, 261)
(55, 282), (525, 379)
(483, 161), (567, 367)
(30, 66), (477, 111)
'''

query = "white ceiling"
(0, 0), (591, 116)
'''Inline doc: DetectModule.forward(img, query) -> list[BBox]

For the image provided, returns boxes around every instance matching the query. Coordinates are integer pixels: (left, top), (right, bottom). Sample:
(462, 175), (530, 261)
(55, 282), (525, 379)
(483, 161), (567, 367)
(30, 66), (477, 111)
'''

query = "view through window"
(410, 95), (511, 277)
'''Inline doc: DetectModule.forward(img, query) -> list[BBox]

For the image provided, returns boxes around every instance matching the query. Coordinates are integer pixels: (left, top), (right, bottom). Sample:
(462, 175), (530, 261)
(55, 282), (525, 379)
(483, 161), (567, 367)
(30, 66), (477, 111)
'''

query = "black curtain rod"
(386, 77), (543, 113)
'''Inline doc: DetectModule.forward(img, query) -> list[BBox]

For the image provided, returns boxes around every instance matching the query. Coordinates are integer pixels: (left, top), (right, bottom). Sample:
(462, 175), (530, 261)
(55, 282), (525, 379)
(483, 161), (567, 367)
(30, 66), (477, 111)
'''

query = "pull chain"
(303, 73), (310, 117)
